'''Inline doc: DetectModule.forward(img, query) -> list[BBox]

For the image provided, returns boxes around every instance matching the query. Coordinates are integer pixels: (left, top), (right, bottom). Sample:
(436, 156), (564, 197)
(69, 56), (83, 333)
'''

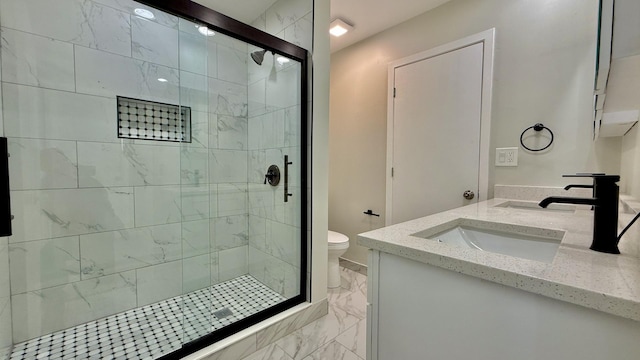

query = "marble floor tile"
(328, 268), (367, 305)
(338, 267), (367, 295)
(273, 266), (367, 360)
(331, 289), (366, 321)
(335, 320), (366, 359)
(301, 340), (361, 360)
(275, 291), (361, 359)
(243, 343), (293, 360)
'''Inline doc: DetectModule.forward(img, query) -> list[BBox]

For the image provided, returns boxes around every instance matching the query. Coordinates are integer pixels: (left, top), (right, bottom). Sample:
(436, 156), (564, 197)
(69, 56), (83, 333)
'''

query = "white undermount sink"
(412, 219), (564, 263)
(494, 200), (577, 213)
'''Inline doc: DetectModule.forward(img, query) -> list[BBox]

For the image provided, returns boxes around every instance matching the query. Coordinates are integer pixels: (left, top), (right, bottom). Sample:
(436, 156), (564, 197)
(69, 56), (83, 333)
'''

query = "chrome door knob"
(463, 190), (475, 200)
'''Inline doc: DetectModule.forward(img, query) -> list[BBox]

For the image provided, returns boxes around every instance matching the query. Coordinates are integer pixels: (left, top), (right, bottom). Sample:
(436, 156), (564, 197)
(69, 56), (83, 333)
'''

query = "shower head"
(250, 49), (267, 65)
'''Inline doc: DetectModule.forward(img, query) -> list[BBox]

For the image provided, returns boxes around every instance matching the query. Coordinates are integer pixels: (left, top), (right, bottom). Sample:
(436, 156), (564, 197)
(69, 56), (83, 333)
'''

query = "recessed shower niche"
(117, 97), (192, 143)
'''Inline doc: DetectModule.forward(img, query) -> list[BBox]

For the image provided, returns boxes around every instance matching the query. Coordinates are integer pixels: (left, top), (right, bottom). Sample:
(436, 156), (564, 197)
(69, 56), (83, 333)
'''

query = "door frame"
(385, 28), (495, 226)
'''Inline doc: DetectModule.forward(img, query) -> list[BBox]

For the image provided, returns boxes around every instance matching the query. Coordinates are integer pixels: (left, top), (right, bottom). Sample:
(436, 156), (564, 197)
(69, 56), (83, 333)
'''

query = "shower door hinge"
(393, 87), (396, 98)
(391, 167), (394, 177)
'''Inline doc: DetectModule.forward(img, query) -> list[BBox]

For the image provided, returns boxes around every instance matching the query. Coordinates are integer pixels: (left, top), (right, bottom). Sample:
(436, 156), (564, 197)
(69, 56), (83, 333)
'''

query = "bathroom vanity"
(359, 189), (640, 359)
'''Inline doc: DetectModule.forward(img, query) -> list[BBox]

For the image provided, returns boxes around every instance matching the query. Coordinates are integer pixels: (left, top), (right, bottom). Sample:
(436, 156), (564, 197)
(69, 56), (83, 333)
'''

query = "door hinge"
(393, 87), (396, 98)
(391, 167), (394, 177)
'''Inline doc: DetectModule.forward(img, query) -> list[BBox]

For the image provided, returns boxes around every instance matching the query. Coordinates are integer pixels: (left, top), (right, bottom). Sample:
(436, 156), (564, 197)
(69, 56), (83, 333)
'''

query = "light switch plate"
(495, 147), (518, 166)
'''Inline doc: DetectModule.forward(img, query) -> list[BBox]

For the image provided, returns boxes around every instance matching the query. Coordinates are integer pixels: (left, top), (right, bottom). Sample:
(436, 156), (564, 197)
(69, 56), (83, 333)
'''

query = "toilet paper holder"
(363, 209), (380, 217)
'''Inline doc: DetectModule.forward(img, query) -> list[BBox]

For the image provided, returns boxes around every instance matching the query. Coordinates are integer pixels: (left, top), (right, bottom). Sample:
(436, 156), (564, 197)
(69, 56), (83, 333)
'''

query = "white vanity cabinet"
(367, 250), (640, 360)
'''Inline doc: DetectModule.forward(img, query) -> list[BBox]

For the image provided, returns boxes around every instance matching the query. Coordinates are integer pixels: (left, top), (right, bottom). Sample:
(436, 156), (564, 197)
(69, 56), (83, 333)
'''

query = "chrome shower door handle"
(284, 155), (293, 202)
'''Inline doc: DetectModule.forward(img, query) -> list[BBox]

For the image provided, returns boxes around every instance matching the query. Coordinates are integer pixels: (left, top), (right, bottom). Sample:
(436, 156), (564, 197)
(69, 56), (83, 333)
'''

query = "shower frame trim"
(137, 0), (308, 62)
(134, 1), (311, 359)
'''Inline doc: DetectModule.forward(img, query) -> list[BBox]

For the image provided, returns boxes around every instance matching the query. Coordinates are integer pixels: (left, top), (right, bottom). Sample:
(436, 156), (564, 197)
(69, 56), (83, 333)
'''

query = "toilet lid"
(328, 230), (349, 244)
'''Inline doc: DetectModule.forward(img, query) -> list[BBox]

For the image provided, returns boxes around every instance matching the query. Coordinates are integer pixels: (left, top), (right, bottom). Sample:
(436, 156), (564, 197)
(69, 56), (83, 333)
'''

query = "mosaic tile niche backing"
(117, 97), (191, 143)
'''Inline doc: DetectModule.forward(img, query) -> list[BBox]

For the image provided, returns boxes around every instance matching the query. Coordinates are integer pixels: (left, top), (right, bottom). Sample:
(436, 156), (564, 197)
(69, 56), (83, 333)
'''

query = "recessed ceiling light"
(276, 56), (290, 65)
(197, 25), (215, 37)
(329, 19), (353, 37)
(134, 8), (155, 20)
(157, 78), (168, 82)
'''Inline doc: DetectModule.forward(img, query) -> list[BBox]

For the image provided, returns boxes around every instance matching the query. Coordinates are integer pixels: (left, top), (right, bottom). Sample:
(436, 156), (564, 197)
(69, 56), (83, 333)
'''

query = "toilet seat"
(328, 230), (349, 244)
(328, 230), (349, 250)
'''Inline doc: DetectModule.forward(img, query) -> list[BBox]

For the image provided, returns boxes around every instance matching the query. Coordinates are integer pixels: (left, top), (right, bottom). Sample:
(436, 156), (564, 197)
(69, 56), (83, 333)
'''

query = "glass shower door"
(175, 18), (306, 351)
(0, 0), (308, 358)
(1, 0), (192, 357)
(245, 49), (304, 305)
(176, 16), (213, 346)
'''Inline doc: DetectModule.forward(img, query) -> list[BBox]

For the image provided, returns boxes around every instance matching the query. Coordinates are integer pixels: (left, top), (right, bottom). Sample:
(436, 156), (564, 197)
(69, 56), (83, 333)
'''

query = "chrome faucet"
(539, 174), (620, 254)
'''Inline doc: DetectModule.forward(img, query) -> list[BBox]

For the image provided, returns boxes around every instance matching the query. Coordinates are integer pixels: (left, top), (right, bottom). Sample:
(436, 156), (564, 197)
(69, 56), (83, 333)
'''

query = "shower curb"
(185, 299), (329, 359)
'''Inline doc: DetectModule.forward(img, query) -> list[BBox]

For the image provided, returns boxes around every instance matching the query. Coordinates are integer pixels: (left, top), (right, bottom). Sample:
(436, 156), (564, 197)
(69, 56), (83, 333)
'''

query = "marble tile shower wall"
(246, 0), (311, 299)
(0, 240), (10, 357)
(0, 13), (12, 356)
(0, 0), (252, 343)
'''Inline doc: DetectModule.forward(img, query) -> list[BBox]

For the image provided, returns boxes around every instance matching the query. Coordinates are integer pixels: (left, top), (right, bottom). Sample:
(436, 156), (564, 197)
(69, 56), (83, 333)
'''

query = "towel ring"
(520, 123), (554, 152)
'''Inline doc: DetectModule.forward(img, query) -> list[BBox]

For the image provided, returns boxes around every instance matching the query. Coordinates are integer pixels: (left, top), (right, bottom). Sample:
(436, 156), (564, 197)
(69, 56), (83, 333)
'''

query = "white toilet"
(328, 230), (350, 288)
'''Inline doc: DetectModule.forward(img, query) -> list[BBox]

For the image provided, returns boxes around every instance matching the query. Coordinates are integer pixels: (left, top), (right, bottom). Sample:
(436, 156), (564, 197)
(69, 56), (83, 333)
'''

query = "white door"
(390, 42), (484, 224)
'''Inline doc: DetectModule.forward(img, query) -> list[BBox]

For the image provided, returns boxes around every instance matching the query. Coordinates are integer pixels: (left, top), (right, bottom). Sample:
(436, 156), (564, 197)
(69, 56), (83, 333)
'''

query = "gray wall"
(330, 0), (622, 265)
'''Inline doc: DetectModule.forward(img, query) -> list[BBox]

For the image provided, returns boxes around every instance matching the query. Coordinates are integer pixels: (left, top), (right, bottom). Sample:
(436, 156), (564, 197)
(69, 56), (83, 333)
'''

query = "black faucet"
(539, 174), (620, 254)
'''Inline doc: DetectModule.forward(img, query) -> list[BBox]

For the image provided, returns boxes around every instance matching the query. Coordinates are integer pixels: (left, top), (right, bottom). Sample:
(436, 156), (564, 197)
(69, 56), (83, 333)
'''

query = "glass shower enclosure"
(0, 0), (309, 358)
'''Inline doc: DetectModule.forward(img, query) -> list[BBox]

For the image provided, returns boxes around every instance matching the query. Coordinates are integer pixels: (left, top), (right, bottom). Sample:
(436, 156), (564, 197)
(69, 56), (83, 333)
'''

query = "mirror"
(595, 0), (640, 138)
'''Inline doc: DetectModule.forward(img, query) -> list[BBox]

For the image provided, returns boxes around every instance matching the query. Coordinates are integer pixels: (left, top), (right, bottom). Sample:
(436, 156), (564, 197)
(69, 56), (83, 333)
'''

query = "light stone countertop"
(358, 197), (640, 322)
